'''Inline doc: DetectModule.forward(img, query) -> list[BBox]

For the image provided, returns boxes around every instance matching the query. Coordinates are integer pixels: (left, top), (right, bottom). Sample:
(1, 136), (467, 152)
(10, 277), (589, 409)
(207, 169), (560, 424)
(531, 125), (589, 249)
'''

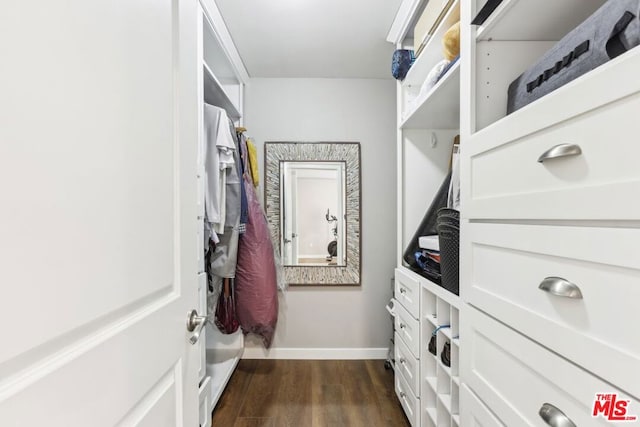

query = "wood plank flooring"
(211, 360), (411, 427)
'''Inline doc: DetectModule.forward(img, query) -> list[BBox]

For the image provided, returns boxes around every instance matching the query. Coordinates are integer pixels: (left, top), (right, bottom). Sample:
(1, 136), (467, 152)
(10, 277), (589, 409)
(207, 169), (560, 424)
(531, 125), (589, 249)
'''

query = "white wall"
(242, 78), (397, 358)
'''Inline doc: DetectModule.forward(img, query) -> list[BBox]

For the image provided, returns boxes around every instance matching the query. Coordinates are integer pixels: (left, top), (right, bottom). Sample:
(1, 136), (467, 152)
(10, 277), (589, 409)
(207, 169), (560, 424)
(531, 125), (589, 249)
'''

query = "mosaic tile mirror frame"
(264, 142), (361, 286)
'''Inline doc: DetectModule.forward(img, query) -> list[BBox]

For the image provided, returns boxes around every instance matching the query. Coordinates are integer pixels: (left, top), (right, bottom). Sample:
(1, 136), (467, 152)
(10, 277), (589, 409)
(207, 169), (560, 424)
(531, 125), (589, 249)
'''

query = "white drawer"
(395, 301), (420, 359)
(198, 376), (212, 427)
(460, 384), (505, 427)
(465, 91), (640, 220)
(462, 305), (640, 427)
(395, 332), (420, 398)
(395, 268), (420, 319)
(396, 366), (419, 427)
(465, 223), (640, 398)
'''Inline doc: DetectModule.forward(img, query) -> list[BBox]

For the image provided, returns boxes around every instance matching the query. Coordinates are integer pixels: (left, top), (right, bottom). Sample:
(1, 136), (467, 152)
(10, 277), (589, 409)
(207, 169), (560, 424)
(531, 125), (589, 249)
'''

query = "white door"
(0, 1), (201, 426)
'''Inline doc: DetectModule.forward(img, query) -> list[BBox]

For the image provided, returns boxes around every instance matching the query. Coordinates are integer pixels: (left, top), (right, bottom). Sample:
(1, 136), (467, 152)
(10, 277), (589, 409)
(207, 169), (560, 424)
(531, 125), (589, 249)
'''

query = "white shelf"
(401, 61), (460, 129)
(426, 407), (438, 424)
(206, 347), (243, 410)
(470, 46), (640, 152)
(452, 414), (460, 426)
(400, 266), (461, 308)
(403, 0), (460, 87)
(426, 313), (438, 327)
(203, 61), (241, 121)
(438, 393), (452, 413)
(452, 376), (460, 387)
(426, 376), (438, 392)
(438, 357), (452, 377)
(425, 408), (438, 425)
(452, 337), (459, 347)
(475, 0), (605, 42)
(441, 326), (452, 340)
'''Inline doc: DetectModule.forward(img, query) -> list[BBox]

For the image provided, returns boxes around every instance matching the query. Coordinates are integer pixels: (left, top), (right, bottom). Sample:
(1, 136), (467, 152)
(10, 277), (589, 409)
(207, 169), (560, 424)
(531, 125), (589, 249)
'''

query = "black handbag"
(441, 341), (451, 367)
(429, 325), (451, 356)
(428, 334), (437, 355)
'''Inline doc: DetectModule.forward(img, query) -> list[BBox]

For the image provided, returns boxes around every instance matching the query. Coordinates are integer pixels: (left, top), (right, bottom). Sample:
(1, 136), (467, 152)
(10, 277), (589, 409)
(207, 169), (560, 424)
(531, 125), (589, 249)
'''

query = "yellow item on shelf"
(442, 21), (460, 61)
(246, 138), (259, 187)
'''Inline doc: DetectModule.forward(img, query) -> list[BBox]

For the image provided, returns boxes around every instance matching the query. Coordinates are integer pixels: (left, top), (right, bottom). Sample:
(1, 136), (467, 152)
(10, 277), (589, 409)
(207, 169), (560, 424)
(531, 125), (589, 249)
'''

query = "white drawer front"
(395, 268), (420, 318)
(461, 384), (505, 427)
(199, 376), (212, 427)
(395, 332), (420, 397)
(396, 366), (419, 427)
(395, 301), (420, 359)
(466, 92), (640, 220)
(462, 306), (640, 427)
(466, 223), (640, 398)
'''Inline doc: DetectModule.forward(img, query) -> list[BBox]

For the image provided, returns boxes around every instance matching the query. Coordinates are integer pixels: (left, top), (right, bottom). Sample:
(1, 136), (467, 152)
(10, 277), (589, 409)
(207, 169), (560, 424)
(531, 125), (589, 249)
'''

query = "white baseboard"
(241, 347), (389, 360)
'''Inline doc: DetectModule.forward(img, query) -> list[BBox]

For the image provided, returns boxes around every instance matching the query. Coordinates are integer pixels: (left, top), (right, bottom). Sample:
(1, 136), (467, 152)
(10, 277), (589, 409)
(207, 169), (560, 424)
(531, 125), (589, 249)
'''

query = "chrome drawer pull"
(399, 288), (406, 294)
(539, 277), (583, 299)
(539, 403), (576, 427)
(537, 144), (582, 163)
(399, 323), (406, 329)
(399, 357), (406, 364)
(399, 391), (406, 398)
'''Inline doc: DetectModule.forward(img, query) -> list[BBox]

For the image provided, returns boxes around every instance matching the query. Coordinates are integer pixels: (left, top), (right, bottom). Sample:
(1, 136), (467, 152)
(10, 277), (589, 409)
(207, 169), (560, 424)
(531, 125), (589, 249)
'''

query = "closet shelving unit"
(197, 0), (248, 424)
(457, 0), (640, 426)
(400, 0), (460, 130)
(421, 275), (460, 427)
(393, 0), (640, 425)
(388, 1), (462, 426)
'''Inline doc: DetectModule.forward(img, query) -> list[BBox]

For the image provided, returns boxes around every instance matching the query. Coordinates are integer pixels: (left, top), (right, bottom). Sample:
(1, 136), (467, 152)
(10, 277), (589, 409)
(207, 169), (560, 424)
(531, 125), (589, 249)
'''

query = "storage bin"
(437, 208), (459, 296)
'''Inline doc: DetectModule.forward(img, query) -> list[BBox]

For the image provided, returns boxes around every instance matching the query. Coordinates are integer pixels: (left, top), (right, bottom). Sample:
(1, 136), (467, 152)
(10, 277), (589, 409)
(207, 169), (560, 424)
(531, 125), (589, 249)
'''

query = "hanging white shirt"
(203, 104), (236, 236)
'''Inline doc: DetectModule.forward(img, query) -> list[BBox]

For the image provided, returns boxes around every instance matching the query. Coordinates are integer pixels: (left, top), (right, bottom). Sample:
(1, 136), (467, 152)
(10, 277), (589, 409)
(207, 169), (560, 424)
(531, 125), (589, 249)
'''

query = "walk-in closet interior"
(2, 0), (640, 426)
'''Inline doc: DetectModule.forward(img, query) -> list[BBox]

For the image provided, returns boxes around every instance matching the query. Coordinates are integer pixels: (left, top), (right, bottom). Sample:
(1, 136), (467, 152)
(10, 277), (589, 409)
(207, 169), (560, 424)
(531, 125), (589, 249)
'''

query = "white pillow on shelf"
(420, 59), (450, 96)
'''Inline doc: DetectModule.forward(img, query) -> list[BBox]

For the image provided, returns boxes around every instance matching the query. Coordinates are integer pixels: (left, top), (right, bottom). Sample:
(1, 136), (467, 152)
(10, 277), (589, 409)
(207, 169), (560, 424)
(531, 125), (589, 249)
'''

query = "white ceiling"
(215, 0), (402, 79)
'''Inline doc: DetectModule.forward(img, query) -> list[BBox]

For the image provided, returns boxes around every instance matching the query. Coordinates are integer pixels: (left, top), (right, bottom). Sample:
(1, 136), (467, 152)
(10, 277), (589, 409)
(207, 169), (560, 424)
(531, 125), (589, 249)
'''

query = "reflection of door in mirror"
(280, 161), (346, 266)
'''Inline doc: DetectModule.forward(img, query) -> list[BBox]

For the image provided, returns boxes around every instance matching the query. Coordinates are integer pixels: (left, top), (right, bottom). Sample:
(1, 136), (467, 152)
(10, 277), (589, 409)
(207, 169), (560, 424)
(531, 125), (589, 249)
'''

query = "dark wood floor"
(211, 359), (411, 427)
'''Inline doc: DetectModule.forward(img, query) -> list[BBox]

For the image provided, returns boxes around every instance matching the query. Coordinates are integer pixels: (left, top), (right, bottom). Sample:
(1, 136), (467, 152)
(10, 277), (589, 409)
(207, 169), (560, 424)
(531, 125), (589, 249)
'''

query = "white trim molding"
(199, 0), (250, 83)
(241, 347), (389, 360)
(387, 0), (424, 44)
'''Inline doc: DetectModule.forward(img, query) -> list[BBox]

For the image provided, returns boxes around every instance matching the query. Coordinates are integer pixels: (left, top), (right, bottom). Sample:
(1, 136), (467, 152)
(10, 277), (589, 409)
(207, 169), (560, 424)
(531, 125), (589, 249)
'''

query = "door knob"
(186, 309), (208, 345)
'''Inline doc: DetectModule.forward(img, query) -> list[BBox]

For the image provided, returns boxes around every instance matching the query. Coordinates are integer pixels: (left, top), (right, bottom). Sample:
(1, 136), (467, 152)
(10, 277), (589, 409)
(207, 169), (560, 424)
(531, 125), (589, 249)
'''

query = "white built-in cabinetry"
(390, 0), (640, 426)
(196, 1), (248, 425)
(388, 0), (462, 425)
